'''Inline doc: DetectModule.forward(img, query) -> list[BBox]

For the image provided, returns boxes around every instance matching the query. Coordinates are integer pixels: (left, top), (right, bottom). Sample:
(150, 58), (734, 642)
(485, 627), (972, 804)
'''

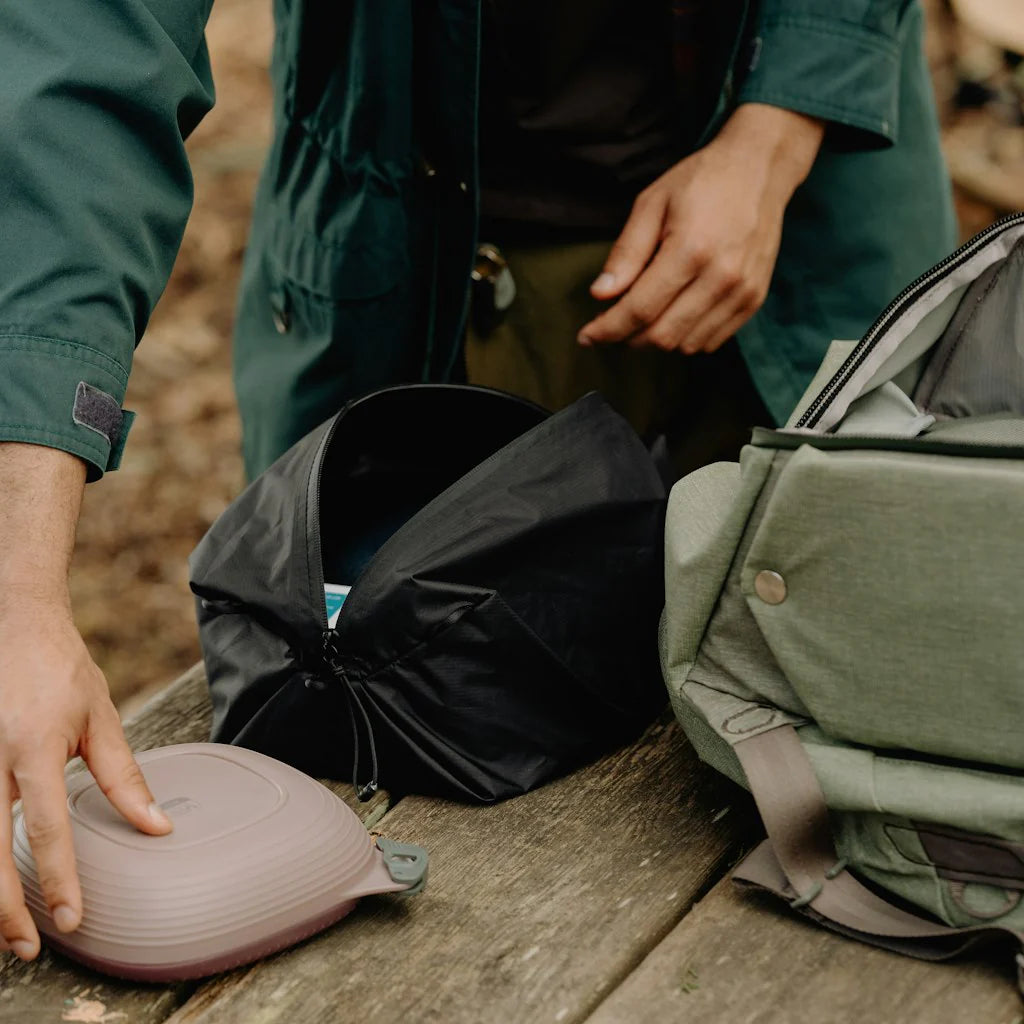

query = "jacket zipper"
(796, 211), (1024, 430)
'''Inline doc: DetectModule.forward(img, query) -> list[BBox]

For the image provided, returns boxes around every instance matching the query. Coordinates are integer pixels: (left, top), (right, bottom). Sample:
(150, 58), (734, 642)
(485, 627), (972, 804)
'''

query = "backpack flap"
(740, 441), (1024, 771)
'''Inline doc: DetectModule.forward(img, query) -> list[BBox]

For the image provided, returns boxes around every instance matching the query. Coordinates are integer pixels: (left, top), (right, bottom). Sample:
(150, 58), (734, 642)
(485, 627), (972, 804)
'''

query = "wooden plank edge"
(161, 717), (759, 1024)
(583, 863), (1022, 1024)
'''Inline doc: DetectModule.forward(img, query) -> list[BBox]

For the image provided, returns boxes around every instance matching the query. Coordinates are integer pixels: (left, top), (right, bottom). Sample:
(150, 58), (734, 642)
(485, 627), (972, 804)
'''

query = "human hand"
(0, 596), (174, 960)
(0, 444), (172, 961)
(577, 103), (825, 355)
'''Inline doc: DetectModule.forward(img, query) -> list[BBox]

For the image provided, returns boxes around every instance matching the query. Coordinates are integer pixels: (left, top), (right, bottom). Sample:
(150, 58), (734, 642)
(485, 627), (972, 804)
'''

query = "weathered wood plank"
(0, 969), (189, 1024)
(122, 661), (213, 750)
(162, 717), (756, 1024)
(0, 665), (389, 1021)
(584, 873), (1021, 1024)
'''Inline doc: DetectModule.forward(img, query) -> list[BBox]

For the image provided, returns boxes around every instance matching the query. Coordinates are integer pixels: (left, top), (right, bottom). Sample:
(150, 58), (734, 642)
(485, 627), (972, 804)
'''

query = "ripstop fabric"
(190, 385), (669, 803)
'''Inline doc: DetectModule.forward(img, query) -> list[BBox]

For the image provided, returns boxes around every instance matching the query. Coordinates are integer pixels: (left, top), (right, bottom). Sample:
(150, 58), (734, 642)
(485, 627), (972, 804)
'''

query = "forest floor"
(69, 0), (1016, 713)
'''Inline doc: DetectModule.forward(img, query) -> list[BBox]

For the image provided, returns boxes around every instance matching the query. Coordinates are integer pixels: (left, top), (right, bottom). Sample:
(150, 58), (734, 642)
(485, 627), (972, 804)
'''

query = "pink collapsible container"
(12, 743), (427, 981)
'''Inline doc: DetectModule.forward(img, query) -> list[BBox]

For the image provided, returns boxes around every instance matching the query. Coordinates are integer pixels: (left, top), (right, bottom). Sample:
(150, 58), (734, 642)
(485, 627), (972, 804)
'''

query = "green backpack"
(662, 214), (1024, 986)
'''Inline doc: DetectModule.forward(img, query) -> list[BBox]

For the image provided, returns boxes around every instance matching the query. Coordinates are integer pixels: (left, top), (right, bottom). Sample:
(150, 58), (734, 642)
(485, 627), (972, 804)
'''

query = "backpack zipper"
(796, 211), (1024, 430)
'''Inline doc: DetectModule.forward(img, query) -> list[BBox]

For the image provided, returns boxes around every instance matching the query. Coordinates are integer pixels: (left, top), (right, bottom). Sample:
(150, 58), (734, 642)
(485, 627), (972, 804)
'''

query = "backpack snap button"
(754, 570), (787, 605)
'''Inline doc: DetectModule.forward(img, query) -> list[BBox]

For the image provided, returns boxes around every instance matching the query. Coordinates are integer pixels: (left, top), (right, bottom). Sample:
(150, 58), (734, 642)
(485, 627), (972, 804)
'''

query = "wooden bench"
(0, 665), (1017, 1023)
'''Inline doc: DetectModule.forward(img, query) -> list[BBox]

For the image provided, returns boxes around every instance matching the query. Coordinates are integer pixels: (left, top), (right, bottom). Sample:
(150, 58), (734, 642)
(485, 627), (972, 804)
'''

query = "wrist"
(716, 102), (825, 199)
(0, 443), (86, 596)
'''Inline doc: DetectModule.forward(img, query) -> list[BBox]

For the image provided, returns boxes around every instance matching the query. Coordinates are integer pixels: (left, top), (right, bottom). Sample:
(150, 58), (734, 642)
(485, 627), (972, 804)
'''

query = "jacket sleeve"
(737, 0), (916, 148)
(0, 1), (215, 479)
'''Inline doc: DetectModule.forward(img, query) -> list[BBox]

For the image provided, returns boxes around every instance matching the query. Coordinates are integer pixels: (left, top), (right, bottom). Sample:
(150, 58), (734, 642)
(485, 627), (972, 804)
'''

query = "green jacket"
(0, 0), (955, 480)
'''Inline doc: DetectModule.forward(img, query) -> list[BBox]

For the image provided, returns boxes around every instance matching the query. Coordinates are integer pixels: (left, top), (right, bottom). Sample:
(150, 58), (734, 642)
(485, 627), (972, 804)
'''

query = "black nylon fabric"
(189, 385), (668, 802)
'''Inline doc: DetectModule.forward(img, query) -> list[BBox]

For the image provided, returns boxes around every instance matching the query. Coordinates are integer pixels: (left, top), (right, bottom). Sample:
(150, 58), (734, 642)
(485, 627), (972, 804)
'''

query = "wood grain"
(162, 716), (755, 1024)
(585, 872), (1022, 1024)
(122, 661), (213, 750)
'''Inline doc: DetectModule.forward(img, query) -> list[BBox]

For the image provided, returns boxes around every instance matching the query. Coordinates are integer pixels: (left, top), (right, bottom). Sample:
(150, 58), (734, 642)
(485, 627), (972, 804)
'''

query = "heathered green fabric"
(660, 457), (759, 683)
(686, 452), (811, 718)
(924, 417), (1024, 445)
(835, 381), (934, 437)
(662, 235), (1024, 933)
(743, 445), (1024, 768)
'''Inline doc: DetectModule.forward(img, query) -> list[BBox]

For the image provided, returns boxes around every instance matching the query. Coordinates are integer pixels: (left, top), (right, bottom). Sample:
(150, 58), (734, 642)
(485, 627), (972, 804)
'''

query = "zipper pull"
(320, 629), (382, 800)
(322, 628), (344, 675)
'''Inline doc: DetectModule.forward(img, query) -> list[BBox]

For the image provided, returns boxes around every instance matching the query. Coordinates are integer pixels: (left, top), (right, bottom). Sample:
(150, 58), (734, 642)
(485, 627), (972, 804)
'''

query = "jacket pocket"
(265, 183), (408, 302)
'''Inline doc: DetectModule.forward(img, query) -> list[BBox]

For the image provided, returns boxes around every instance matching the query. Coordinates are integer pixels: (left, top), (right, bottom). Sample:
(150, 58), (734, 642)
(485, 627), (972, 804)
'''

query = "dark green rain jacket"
(0, 0), (955, 480)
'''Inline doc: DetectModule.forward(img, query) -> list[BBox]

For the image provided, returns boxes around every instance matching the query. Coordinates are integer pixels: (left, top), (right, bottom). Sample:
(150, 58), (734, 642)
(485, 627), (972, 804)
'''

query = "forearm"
(0, 443), (85, 602)
(0, 438), (172, 961)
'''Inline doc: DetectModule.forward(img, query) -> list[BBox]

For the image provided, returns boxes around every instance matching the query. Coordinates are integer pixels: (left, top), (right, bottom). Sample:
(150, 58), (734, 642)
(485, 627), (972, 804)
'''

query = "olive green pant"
(464, 238), (771, 479)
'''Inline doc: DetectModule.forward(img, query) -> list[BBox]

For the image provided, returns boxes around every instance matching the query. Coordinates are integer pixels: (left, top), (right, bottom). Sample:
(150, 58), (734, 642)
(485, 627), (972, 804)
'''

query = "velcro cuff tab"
(73, 381), (134, 472)
(107, 409), (135, 471)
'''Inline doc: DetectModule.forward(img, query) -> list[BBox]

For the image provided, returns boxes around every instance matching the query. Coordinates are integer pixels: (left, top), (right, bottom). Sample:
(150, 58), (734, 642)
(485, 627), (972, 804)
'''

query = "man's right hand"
(0, 443), (172, 961)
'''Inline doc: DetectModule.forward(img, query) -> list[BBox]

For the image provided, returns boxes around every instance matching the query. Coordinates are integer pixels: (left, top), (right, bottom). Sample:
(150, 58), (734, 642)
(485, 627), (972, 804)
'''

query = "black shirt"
(478, 0), (685, 233)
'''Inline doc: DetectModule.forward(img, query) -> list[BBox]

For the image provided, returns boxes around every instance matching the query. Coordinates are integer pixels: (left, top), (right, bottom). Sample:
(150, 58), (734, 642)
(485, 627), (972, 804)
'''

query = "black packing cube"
(189, 385), (668, 803)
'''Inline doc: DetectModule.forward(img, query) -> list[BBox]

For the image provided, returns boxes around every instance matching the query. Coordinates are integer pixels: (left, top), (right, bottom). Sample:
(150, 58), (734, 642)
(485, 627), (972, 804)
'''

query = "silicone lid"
(12, 743), (427, 981)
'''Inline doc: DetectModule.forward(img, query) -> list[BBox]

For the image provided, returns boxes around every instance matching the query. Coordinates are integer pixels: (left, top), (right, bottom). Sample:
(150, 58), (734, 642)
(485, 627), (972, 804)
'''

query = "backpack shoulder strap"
(731, 724), (1024, 987)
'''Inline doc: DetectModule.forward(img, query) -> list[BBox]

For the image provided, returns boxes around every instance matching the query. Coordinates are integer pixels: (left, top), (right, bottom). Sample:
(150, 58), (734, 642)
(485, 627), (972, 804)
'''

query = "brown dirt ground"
(71, 0), (1014, 714)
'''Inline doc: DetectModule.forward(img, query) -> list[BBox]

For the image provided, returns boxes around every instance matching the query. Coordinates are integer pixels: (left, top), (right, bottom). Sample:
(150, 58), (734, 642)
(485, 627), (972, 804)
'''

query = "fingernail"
(149, 802), (172, 829)
(592, 272), (616, 292)
(11, 939), (37, 960)
(577, 332), (593, 347)
(52, 904), (79, 933)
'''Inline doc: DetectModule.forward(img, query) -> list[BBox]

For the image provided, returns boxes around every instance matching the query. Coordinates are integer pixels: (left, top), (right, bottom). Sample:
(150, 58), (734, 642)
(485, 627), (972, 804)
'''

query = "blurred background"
(76, 0), (1024, 715)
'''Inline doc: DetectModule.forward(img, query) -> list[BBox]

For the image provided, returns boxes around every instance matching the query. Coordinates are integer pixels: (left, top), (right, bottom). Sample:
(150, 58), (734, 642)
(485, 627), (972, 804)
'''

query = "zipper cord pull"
(346, 683), (380, 802)
(322, 630), (379, 801)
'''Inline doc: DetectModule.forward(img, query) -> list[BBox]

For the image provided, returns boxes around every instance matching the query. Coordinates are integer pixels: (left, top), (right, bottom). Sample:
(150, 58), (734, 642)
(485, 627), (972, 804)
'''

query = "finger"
(588, 190), (667, 302)
(0, 770), (39, 959)
(627, 272), (728, 352)
(581, 239), (700, 346)
(13, 750), (82, 937)
(697, 307), (755, 355)
(81, 708), (171, 837)
(683, 279), (766, 354)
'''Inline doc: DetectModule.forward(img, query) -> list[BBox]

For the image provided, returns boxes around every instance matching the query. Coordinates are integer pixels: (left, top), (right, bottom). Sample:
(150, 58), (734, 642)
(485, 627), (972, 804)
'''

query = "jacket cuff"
(737, 15), (901, 148)
(0, 334), (134, 481)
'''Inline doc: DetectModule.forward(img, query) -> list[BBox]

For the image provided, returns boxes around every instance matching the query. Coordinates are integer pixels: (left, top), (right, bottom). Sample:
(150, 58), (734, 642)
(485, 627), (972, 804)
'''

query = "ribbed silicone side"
(41, 899), (359, 982)
(13, 744), (405, 972)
